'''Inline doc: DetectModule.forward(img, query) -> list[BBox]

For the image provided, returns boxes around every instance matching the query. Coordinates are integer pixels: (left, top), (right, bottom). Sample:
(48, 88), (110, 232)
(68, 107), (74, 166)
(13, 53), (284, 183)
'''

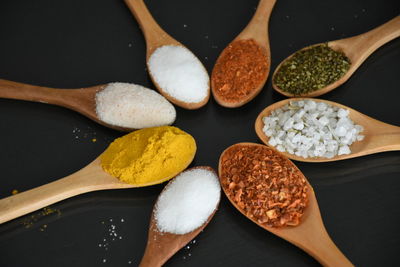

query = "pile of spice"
(95, 82), (176, 129)
(101, 126), (196, 185)
(212, 39), (269, 103)
(154, 167), (220, 234)
(148, 45), (209, 104)
(262, 100), (364, 158)
(273, 43), (351, 95)
(220, 144), (308, 227)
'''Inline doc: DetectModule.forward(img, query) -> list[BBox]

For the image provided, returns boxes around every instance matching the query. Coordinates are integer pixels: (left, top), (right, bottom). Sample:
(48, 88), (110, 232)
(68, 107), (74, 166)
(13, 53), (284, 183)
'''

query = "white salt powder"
(154, 168), (220, 235)
(148, 45), (209, 104)
(95, 82), (176, 129)
(262, 100), (364, 158)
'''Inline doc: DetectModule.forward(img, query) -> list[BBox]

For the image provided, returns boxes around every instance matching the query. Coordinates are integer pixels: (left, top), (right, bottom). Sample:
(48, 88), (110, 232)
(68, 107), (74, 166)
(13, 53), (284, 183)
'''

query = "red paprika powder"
(212, 39), (269, 103)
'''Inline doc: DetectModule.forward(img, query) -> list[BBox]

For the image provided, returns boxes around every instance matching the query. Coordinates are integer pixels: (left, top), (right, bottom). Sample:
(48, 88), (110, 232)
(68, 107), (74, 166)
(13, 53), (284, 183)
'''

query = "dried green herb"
(273, 43), (351, 95)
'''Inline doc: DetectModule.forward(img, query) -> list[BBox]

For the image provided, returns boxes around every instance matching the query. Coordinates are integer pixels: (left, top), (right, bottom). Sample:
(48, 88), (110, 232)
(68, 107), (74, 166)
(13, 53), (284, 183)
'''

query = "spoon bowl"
(139, 166), (219, 267)
(272, 16), (400, 97)
(211, 0), (276, 108)
(124, 0), (210, 109)
(255, 98), (400, 162)
(218, 142), (353, 267)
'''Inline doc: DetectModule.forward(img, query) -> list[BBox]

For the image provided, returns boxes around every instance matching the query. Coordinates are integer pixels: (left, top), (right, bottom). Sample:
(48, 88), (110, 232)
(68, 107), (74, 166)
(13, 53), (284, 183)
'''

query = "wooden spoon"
(124, 0), (210, 110)
(140, 166), (219, 267)
(0, 152), (195, 224)
(211, 0), (276, 108)
(255, 98), (400, 162)
(273, 16), (400, 97)
(218, 142), (354, 267)
(0, 79), (132, 131)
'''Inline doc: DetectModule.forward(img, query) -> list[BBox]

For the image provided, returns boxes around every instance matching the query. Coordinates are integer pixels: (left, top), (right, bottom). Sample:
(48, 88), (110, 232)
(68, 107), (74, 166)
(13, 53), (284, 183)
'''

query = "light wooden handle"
(0, 79), (77, 108)
(335, 16), (400, 65)
(238, 0), (276, 43)
(124, 0), (165, 44)
(0, 159), (124, 224)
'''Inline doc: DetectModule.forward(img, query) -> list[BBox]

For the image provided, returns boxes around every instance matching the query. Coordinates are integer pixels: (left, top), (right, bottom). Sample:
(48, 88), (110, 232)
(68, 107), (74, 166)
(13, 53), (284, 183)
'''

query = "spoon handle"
(332, 16), (400, 66)
(124, 0), (177, 54)
(0, 79), (77, 108)
(0, 159), (127, 224)
(238, 0), (276, 43)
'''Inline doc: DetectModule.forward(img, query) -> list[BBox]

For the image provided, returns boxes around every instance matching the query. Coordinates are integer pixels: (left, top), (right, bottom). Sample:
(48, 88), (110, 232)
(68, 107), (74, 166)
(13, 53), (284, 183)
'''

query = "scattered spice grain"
(212, 39), (269, 103)
(220, 144), (308, 227)
(274, 43), (350, 95)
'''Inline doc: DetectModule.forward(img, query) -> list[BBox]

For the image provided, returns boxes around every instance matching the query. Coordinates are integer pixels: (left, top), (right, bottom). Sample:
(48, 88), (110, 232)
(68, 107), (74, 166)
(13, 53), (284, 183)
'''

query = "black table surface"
(0, 0), (399, 266)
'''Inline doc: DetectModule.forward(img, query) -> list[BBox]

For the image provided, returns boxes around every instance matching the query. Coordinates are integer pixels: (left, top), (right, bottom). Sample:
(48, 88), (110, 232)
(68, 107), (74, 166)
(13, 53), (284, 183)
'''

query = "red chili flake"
(212, 39), (269, 103)
(220, 144), (308, 228)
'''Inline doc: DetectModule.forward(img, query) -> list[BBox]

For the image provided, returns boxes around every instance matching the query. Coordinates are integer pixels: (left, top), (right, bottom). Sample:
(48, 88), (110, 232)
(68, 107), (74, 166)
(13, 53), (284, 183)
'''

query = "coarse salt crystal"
(95, 82), (176, 129)
(148, 45), (209, 104)
(154, 168), (220, 235)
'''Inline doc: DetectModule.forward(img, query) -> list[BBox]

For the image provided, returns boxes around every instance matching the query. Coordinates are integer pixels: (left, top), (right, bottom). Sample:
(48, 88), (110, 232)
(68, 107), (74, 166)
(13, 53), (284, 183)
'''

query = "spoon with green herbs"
(273, 16), (400, 97)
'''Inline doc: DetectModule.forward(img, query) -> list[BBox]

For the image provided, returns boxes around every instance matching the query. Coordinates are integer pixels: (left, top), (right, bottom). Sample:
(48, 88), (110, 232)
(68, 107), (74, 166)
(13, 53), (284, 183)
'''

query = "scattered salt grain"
(262, 100), (364, 158)
(148, 45), (209, 104)
(95, 82), (176, 129)
(154, 168), (220, 235)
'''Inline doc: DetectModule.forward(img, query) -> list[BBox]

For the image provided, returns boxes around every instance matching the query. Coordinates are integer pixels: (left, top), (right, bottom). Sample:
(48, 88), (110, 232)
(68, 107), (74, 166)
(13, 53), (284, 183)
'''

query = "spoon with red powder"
(218, 143), (354, 266)
(211, 0), (276, 108)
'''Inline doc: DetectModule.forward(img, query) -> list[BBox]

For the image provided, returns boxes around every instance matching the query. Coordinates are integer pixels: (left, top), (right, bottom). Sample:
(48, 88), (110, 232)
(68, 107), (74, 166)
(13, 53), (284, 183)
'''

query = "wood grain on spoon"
(211, 0), (276, 108)
(255, 98), (400, 162)
(124, 0), (210, 110)
(140, 166), (219, 267)
(219, 143), (354, 267)
(273, 16), (400, 97)
(0, 154), (194, 224)
(0, 79), (133, 131)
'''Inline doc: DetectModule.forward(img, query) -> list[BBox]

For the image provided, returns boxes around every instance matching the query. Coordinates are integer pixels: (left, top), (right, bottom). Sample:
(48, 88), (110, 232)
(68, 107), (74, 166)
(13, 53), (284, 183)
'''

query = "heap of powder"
(148, 45), (209, 104)
(100, 126), (196, 185)
(154, 168), (220, 234)
(262, 100), (364, 158)
(273, 44), (350, 95)
(212, 39), (269, 103)
(95, 82), (176, 129)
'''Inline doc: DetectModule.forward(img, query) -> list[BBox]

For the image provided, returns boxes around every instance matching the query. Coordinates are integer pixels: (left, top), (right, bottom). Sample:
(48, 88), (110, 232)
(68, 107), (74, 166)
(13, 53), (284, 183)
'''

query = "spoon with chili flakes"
(211, 0), (276, 108)
(218, 143), (353, 267)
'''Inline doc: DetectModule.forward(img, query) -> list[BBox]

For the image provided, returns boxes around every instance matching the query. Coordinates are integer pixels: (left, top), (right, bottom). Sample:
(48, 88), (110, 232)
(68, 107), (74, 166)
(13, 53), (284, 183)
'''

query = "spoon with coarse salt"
(211, 0), (276, 108)
(272, 16), (400, 97)
(255, 98), (400, 162)
(0, 79), (176, 131)
(0, 126), (196, 224)
(139, 167), (220, 267)
(124, 0), (210, 110)
(219, 142), (354, 267)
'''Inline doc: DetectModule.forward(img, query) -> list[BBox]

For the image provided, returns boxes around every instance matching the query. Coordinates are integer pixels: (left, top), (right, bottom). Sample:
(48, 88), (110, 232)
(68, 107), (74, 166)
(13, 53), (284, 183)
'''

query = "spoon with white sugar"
(124, 0), (210, 110)
(272, 16), (400, 97)
(255, 98), (400, 162)
(0, 79), (176, 131)
(140, 167), (220, 267)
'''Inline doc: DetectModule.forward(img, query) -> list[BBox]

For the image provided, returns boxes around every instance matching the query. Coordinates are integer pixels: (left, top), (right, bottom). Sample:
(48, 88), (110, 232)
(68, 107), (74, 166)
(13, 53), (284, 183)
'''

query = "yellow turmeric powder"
(100, 126), (196, 185)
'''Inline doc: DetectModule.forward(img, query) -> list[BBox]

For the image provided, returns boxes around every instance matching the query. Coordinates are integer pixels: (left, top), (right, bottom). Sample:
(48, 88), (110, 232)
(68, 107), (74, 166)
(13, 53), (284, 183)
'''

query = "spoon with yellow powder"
(0, 126), (196, 224)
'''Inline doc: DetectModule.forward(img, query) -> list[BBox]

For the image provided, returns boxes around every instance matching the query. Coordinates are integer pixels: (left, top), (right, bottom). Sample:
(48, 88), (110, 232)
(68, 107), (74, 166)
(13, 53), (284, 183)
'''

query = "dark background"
(0, 0), (399, 266)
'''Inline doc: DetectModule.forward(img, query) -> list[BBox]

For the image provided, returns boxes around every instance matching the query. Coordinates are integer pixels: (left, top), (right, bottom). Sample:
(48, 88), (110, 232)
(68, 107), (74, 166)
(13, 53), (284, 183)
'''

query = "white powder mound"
(262, 100), (364, 158)
(95, 82), (176, 129)
(148, 45), (209, 104)
(154, 168), (221, 235)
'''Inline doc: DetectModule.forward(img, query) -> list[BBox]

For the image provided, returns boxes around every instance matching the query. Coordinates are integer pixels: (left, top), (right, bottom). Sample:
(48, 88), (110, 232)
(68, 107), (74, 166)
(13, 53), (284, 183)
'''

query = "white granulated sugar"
(262, 100), (364, 158)
(95, 82), (176, 129)
(148, 45), (209, 103)
(154, 168), (220, 235)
